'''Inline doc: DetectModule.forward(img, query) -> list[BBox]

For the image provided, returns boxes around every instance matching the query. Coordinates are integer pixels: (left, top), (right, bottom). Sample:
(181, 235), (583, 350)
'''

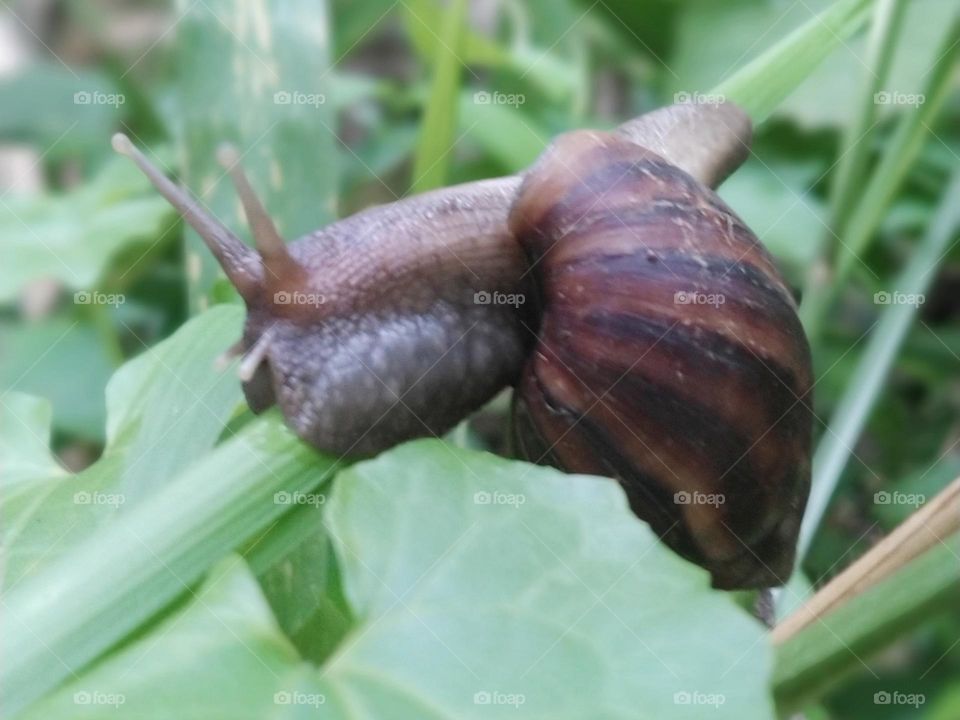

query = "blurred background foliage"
(0, 0), (958, 717)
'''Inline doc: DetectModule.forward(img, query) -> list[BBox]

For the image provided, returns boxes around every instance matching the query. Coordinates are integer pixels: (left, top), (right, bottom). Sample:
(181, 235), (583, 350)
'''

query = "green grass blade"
(410, 0), (468, 193)
(774, 536), (960, 714)
(174, 0), (337, 313)
(713, 0), (877, 123)
(827, 0), (907, 235)
(0, 414), (335, 716)
(797, 169), (960, 564)
(801, 18), (960, 336)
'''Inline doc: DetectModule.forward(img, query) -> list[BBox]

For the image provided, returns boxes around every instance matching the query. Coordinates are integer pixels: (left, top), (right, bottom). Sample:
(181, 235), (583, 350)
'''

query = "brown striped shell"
(509, 130), (812, 590)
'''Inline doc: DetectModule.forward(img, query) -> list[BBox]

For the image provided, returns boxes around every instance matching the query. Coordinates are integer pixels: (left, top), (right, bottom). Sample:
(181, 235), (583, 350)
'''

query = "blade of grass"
(175, 0), (337, 313)
(713, 0), (877, 123)
(773, 534), (960, 715)
(410, 0), (468, 193)
(0, 414), (335, 716)
(827, 0), (907, 235)
(801, 17), (960, 336)
(796, 169), (960, 566)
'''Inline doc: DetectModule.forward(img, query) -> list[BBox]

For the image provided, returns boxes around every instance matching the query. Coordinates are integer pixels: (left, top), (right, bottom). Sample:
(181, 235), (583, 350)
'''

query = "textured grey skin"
(240, 178), (535, 457)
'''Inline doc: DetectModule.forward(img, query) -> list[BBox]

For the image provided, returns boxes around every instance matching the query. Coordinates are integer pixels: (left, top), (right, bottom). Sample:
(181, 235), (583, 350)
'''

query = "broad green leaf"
(0, 318), (116, 440)
(0, 154), (173, 303)
(317, 441), (774, 718)
(20, 557), (321, 720)
(0, 306), (245, 591)
(104, 305), (245, 501)
(0, 412), (333, 715)
(0, 63), (124, 161)
(0, 392), (65, 487)
(175, 0), (338, 312)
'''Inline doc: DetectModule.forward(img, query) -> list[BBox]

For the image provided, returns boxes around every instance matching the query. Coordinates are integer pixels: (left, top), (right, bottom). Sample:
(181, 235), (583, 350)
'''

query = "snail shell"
(509, 130), (811, 589)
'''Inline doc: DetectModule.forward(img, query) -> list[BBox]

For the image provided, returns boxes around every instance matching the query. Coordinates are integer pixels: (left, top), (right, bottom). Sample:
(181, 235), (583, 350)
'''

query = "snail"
(112, 100), (812, 591)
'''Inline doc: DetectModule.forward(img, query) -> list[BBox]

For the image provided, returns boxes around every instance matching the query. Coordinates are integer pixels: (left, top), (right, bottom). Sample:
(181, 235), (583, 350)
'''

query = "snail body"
(114, 101), (812, 590)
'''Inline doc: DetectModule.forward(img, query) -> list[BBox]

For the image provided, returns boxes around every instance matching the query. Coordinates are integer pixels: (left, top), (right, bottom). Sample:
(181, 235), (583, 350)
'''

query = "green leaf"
(0, 393), (65, 487)
(0, 412), (333, 715)
(0, 305), (246, 596)
(20, 557), (320, 720)
(175, 0), (338, 312)
(0, 318), (116, 442)
(0, 154), (173, 304)
(0, 63), (125, 162)
(317, 441), (774, 718)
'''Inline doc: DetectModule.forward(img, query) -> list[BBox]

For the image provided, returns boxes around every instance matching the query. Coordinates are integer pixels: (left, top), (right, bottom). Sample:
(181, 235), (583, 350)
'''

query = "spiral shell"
(509, 129), (812, 589)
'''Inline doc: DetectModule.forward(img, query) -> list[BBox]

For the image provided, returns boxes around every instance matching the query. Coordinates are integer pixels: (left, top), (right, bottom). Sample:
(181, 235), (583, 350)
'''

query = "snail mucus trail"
(113, 101), (813, 591)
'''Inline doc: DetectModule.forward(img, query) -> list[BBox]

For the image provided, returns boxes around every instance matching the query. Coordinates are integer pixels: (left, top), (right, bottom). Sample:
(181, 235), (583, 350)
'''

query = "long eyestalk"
(111, 133), (262, 301)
